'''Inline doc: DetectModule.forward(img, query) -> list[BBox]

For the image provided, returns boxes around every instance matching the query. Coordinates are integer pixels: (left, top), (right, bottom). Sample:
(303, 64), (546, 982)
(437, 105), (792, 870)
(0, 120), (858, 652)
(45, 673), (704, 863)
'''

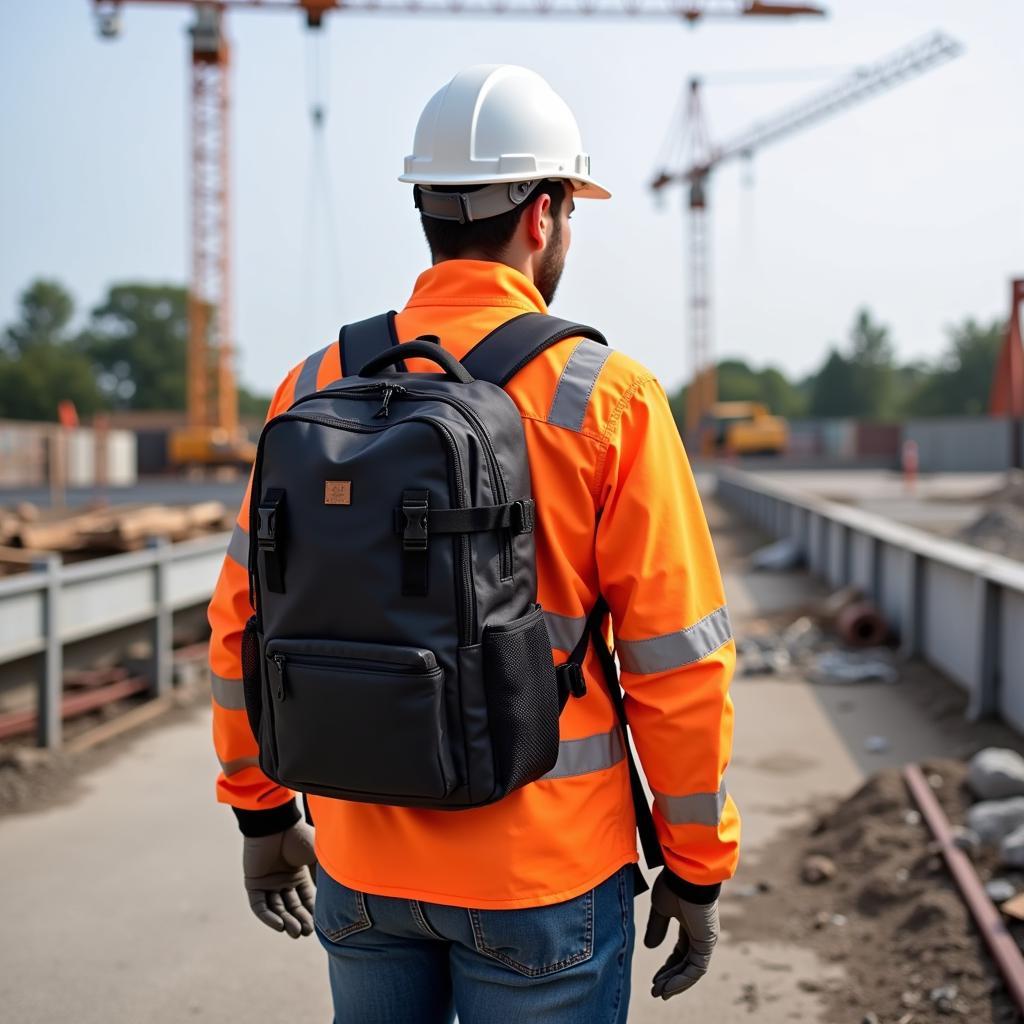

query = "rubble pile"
(958, 472), (1024, 561)
(725, 759), (1020, 1023)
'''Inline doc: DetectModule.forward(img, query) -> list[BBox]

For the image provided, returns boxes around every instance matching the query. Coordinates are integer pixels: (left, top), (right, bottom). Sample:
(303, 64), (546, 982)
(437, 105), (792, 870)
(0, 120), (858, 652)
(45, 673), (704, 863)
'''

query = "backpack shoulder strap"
(338, 311), (404, 378)
(460, 312), (608, 388)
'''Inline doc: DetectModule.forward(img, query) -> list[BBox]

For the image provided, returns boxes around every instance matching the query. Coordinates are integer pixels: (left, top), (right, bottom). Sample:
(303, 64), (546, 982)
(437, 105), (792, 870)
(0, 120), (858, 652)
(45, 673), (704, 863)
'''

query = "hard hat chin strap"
(414, 180), (545, 224)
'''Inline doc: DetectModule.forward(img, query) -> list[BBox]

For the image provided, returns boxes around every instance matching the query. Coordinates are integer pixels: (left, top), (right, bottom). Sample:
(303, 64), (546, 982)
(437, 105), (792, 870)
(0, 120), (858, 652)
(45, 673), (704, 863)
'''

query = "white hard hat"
(401, 64), (610, 223)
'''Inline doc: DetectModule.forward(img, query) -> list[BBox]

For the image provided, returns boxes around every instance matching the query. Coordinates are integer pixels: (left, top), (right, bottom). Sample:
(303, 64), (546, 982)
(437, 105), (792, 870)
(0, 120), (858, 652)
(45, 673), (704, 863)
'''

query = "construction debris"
(725, 761), (1020, 1023)
(800, 853), (837, 884)
(749, 537), (804, 571)
(986, 878), (1018, 904)
(968, 748), (1024, 800)
(812, 649), (899, 685)
(966, 796), (1024, 845)
(0, 499), (233, 573)
(959, 471), (1024, 561)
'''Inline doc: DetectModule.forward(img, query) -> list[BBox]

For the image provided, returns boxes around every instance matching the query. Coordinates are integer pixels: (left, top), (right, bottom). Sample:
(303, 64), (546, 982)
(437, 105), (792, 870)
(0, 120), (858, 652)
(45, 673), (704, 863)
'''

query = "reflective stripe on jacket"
(208, 259), (740, 909)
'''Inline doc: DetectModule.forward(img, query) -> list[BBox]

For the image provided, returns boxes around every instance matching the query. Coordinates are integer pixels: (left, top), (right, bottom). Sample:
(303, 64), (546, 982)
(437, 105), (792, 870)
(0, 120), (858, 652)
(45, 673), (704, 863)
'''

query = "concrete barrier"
(716, 467), (1024, 731)
(904, 417), (1019, 472)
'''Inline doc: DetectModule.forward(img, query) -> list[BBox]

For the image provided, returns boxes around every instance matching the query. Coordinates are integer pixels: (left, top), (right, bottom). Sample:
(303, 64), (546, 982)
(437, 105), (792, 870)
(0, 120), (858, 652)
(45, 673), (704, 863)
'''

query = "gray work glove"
(643, 869), (720, 999)
(242, 821), (317, 938)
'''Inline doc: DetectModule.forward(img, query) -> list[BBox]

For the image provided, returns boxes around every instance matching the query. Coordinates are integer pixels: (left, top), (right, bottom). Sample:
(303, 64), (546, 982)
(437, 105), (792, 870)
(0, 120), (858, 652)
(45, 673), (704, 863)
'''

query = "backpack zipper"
(252, 410), (476, 645)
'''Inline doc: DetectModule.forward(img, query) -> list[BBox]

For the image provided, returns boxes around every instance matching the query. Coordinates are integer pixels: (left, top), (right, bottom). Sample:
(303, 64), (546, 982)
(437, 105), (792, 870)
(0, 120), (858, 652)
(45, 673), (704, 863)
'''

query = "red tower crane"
(650, 31), (963, 438)
(91, 0), (825, 469)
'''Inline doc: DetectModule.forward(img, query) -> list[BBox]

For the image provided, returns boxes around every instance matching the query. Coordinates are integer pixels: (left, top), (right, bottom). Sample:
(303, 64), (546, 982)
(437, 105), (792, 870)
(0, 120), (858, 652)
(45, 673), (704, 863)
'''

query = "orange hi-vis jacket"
(209, 259), (739, 909)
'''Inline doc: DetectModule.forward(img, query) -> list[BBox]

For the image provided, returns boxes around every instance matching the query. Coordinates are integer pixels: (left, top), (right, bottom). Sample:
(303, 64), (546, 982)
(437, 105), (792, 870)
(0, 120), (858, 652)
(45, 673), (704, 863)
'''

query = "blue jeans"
(314, 865), (635, 1024)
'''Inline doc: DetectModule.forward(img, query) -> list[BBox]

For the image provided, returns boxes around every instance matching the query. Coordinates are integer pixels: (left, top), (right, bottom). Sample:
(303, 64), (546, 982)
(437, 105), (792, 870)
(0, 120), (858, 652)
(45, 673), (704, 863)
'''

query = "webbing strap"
(459, 312), (608, 388)
(392, 500), (534, 537)
(558, 596), (665, 894)
(338, 312), (403, 378)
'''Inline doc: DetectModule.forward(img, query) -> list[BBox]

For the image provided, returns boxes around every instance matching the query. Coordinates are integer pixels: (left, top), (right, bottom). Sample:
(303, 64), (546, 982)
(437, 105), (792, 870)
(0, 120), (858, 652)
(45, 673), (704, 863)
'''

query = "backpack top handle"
(358, 340), (475, 385)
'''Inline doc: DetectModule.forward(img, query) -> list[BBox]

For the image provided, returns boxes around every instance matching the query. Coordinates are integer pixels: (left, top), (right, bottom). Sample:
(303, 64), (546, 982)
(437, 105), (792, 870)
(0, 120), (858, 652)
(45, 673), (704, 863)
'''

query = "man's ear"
(524, 192), (553, 253)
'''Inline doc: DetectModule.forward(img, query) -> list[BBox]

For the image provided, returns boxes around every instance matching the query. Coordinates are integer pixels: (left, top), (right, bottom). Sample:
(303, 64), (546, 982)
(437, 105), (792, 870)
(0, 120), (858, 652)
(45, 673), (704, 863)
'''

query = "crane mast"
(651, 31), (963, 439)
(181, 6), (237, 461)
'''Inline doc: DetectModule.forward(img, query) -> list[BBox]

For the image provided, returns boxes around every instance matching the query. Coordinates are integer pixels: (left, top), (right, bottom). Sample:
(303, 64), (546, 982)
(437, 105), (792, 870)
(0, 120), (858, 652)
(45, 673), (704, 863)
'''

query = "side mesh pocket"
(240, 615), (263, 740)
(483, 604), (560, 796)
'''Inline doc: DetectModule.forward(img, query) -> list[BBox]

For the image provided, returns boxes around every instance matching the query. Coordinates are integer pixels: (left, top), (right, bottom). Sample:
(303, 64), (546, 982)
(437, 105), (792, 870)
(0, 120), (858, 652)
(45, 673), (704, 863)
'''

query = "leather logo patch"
(324, 480), (351, 505)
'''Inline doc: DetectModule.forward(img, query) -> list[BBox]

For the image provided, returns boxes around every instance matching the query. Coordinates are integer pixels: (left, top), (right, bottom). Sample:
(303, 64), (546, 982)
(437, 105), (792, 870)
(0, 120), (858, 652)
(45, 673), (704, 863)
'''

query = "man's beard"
(535, 220), (565, 306)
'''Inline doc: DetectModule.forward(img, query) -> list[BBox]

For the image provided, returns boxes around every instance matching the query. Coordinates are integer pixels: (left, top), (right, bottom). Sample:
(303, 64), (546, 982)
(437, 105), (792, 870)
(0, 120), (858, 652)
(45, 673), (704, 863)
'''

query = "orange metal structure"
(651, 32), (963, 440)
(93, 0), (824, 467)
(989, 279), (1024, 418)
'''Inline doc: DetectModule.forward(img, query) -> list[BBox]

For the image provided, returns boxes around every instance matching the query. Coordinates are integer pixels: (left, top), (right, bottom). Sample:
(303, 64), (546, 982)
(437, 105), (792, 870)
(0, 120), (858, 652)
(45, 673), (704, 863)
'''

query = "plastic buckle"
(512, 499), (535, 535)
(256, 504), (278, 551)
(558, 662), (587, 699)
(402, 497), (429, 551)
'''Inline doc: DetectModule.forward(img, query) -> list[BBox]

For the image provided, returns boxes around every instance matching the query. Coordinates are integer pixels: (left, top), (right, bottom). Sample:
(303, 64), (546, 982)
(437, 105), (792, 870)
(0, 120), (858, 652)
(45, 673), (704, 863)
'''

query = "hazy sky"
(1, 1), (1020, 395)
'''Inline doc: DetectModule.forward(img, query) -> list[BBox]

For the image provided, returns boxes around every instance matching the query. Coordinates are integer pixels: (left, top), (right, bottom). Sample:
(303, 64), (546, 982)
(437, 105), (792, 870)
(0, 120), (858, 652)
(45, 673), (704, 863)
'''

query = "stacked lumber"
(0, 501), (232, 574)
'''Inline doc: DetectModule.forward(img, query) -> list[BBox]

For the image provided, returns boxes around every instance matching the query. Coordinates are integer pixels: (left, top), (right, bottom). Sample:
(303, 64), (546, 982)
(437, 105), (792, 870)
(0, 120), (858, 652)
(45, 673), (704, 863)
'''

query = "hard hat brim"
(399, 172), (610, 201)
(571, 179), (611, 200)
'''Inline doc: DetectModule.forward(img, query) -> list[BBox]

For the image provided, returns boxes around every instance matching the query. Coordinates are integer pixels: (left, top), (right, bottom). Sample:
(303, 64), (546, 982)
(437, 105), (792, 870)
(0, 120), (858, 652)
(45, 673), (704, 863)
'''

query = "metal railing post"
(32, 554), (63, 749)
(968, 579), (1001, 721)
(148, 537), (173, 697)
(899, 552), (925, 660)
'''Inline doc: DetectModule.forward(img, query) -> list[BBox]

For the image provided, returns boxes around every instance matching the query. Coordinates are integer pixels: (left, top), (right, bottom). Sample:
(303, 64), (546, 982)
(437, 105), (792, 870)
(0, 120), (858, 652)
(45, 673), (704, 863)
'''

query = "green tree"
(808, 349), (859, 417)
(905, 318), (1004, 416)
(807, 309), (897, 419)
(0, 280), (104, 420)
(847, 308), (896, 418)
(76, 284), (188, 409)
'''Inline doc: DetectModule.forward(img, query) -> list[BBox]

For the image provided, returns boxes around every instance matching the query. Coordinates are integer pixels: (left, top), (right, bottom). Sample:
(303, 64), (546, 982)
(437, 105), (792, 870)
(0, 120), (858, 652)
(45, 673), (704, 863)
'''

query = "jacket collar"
(404, 259), (548, 315)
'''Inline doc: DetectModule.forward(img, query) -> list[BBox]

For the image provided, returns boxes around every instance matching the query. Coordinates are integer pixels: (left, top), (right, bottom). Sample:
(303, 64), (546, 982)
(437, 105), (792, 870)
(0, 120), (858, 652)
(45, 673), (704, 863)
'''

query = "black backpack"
(240, 311), (664, 870)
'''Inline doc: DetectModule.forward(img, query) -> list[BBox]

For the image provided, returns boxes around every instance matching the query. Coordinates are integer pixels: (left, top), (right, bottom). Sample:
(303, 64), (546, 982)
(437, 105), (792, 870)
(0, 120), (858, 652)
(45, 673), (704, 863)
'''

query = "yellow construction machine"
(699, 401), (788, 457)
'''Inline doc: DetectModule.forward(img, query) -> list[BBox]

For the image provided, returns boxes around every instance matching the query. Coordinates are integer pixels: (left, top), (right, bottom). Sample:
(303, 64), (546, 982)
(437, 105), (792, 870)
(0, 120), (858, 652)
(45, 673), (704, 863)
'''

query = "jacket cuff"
(232, 800), (301, 838)
(662, 867), (721, 905)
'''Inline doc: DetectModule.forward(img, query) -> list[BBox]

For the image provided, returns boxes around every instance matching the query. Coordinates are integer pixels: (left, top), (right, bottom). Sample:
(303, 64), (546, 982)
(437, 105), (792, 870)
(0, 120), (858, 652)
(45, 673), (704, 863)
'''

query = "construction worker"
(208, 64), (738, 1022)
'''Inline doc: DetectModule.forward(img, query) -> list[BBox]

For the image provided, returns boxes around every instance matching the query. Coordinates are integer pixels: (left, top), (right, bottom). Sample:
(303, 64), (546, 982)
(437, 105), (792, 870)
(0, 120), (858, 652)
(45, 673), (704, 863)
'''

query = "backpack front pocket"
(263, 638), (455, 801)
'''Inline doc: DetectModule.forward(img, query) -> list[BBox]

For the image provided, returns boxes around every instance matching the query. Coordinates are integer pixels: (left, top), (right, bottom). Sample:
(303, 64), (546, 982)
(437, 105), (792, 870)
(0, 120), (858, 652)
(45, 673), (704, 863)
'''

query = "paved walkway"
(0, 496), (975, 1023)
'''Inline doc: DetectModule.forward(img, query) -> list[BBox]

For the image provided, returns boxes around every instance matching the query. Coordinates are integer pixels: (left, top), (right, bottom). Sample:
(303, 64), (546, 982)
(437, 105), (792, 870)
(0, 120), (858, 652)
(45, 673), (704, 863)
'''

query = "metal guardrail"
(716, 467), (1024, 732)
(0, 532), (228, 748)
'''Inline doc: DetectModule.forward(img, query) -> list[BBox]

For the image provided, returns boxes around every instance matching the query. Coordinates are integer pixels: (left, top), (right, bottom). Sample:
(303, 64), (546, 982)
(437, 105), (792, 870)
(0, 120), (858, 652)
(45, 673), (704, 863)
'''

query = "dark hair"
(419, 180), (566, 262)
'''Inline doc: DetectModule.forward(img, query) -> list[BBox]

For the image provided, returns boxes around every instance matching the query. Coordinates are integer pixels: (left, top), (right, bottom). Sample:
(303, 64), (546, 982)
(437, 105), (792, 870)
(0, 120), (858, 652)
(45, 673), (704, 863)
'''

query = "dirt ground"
(725, 760), (1021, 1023)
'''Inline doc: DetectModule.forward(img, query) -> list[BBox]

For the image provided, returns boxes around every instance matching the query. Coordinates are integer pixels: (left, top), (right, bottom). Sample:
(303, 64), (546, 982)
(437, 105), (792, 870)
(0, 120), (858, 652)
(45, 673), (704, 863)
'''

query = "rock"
(985, 877), (1017, 903)
(929, 985), (958, 1013)
(968, 748), (1024, 800)
(903, 809), (922, 826)
(950, 825), (981, 857)
(861, 1013), (880, 1024)
(901, 990), (922, 1007)
(1001, 823), (1024, 867)
(801, 853), (837, 884)
(966, 796), (1024, 845)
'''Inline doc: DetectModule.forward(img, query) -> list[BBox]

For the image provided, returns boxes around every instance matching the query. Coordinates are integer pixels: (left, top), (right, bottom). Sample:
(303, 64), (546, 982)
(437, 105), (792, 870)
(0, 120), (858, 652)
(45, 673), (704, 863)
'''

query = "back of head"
(399, 64), (610, 263)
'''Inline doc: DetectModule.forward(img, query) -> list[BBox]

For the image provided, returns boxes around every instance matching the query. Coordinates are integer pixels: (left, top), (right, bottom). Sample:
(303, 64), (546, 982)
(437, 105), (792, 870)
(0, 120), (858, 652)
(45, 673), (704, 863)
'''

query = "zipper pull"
(272, 654), (287, 701)
(373, 382), (406, 419)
